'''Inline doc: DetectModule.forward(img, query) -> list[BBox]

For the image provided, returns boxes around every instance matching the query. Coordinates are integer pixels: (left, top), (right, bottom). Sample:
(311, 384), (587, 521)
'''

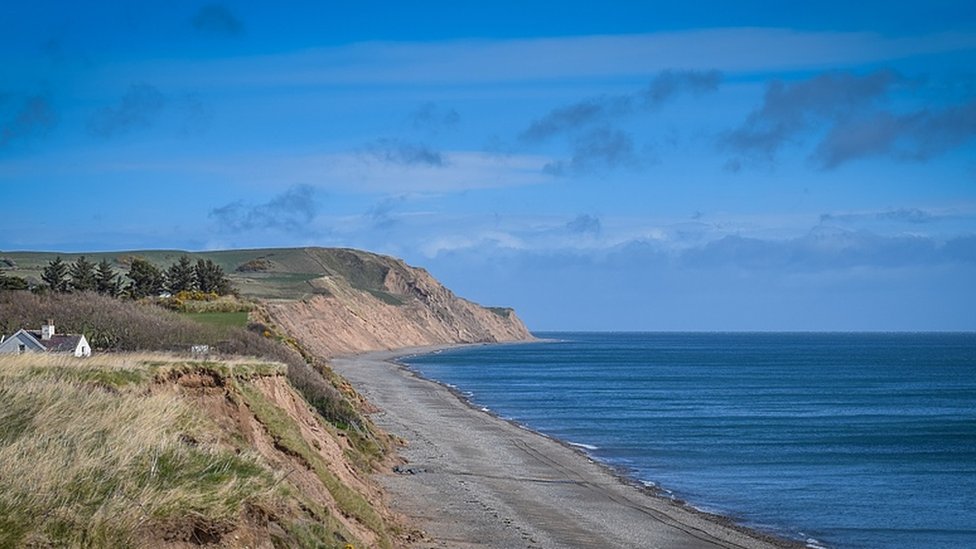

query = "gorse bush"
(235, 258), (273, 272)
(176, 289), (220, 302)
(157, 291), (253, 313)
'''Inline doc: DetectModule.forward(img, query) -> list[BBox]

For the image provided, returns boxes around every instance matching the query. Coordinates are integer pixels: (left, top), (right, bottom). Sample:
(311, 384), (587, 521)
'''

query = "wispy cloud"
(521, 98), (630, 142)
(361, 138), (445, 167)
(813, 98), (976, 168)
(408, 215), (976, 272)
(520, 70), (718, 175)
(209, 184), (316, 233)
(543, 127), (639, 176)
(722, 69), (902, 163)
(77, 149), (552, 193)
(642, 69), (722, 107)
(0, 94), (57, 148)
(365, 195), (407, 231)
(820, 207), (964, 225)
(191, 3), (243, 36)
(679, 227), (976, 271)
(87, 84), (213, 139)
(722, 69), (976, 169)
(176, 92), (214, 135)
(88, 83), (166, 138)
(409, 102), (460, 133)
(144, 29), (976, 88)
(521, 70), (722, 142)
(566, 214), (602, 235)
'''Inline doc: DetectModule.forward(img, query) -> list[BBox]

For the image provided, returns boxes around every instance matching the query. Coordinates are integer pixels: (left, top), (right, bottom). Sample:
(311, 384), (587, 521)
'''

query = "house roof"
(0, 329), (47, 352)
(2, 329), (85, 353)
(26, 331), (85, 353)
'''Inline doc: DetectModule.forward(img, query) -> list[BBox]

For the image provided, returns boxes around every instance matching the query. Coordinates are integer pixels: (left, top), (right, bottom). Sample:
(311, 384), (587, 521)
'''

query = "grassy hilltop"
(1, 247), (419, 301)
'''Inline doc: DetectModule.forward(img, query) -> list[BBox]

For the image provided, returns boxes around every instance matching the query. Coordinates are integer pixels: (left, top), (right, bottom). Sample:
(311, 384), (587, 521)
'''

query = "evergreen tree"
(0, 270), (29, 290)
(41, 257), (69, 292)
(126, 258), (165, 298)
(95, 258), (121, 297)
(68, 256), (97, 292)
(195, 259), (232, 295)
(166, 255), (197, 293)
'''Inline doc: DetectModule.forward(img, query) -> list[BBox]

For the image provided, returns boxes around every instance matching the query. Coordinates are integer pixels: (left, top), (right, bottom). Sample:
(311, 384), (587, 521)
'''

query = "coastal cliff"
(1, 247), (534, 358)
(262, 249), (533, 357)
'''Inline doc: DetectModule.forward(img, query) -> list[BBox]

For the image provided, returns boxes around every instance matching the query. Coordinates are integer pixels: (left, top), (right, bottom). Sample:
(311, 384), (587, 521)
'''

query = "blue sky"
(2, 1), (975, 330)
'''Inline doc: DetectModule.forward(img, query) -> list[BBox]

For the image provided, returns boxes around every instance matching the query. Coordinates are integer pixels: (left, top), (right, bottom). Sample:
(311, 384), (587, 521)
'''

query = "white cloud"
(21, 148), (554, 194)
(137, 29), (976, 89)
(254, 150), (552, 193)
(420, 230), (526, 257)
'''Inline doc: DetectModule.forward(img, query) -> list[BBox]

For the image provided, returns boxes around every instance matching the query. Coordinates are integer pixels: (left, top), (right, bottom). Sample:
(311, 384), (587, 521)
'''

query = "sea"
(400, 332), (976, 549)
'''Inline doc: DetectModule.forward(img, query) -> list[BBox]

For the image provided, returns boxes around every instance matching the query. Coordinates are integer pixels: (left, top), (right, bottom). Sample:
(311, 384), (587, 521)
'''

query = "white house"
(0, 321), (91, 357)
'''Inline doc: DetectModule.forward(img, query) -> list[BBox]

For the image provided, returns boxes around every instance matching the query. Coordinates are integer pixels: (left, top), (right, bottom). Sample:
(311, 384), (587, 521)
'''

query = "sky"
(2, 1), (975, 331)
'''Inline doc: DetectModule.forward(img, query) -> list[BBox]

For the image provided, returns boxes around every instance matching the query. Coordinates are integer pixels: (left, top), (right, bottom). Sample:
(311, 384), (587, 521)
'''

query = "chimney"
(41, 320), (55, 340)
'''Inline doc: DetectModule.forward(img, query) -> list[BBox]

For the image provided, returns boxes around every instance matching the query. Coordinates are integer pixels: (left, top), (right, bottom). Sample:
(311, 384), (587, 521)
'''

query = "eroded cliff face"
(264, 253), (533, 358)
(0, 355), (403, 549)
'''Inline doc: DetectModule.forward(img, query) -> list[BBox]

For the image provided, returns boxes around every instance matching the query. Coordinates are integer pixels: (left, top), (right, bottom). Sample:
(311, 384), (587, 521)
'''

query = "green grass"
(0, 247), (415, 300)
(365, 288), (406, 306)
(181, 311), (250, 328)
(486, 306), (513, 318)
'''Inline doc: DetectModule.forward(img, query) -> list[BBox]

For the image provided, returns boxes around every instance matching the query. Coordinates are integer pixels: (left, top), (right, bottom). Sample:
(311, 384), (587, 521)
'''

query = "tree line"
(30, 255), (233, 298)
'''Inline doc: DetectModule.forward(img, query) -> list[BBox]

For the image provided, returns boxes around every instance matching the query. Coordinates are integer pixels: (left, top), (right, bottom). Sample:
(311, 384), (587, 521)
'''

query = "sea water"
(401, 333), (976, 549)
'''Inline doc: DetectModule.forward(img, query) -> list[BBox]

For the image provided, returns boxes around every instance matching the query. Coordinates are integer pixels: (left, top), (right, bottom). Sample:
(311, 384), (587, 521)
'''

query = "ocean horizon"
(402, 332), (976, 549)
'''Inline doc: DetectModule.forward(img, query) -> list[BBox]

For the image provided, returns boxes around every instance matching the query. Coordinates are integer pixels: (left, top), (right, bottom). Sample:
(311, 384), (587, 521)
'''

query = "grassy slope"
(0, 291), (392, 461)
(0, 247), (406, 300)
(0, 353), (391, 548)
(181, 310), (251, 328)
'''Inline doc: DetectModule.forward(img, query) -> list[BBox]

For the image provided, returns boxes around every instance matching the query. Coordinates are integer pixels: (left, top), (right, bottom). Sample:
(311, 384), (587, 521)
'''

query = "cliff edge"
(0, 353), (401, 548)
(260, 248), (533, 357)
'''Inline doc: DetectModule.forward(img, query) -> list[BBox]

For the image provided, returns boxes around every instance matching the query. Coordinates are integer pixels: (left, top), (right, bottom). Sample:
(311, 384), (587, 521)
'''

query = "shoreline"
(333, 343), (806, 549)
(390, 347), (802, 546)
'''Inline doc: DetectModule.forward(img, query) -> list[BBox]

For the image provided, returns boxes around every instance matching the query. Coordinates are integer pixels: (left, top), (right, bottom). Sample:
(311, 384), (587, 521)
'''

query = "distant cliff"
(1, 246), (534, 357)
(261, 248), (533, 357)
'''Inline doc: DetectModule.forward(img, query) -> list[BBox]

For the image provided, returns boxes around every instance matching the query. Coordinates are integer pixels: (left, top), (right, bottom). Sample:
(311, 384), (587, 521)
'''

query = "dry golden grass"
(0, 350), (173, 372)
(0, 353), (281, 547)
(0, 291), (391, 468)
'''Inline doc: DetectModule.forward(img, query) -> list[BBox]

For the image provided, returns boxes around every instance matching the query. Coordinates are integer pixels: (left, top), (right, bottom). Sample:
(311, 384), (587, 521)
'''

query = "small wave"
(479, 406), (490, 412)
(567, 441), (599, 451)
(688, 502), (726, 515)
(804, 537), (828, 549)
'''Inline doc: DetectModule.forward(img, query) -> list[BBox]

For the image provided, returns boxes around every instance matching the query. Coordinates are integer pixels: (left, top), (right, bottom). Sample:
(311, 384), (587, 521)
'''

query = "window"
(18, 343), (26, 354)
